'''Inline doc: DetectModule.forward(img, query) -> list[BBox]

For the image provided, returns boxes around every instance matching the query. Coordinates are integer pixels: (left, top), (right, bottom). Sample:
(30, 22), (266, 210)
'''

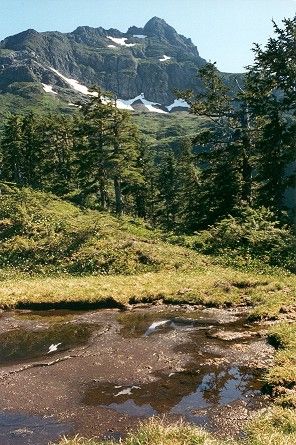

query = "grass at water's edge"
(1, 270), (294, 445)
(0, 267), (295, 318)
(56, 409), (296, 445)
(265, 323), (296, 408)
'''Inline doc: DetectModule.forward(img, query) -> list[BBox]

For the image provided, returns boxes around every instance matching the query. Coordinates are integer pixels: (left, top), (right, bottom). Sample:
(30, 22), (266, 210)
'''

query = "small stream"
(0, 306), (273, 444)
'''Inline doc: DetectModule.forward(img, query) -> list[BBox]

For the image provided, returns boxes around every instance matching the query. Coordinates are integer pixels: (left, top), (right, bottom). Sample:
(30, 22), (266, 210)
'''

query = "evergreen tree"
(174, 138), (201, 232)
(180, 63), (256, 225)
(0, 114), (25, 185)
(155, 147), (178, 229)
(21, 112), (41, 188)
(74, 92), (115, 209)
(39, 115), (75, 194)
(75, 90), (143, 214)
(246, 16), (296, 213)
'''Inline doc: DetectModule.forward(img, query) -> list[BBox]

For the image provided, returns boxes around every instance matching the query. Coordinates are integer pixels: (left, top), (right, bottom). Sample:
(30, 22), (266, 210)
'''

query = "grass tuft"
(55, 411), (296, 445)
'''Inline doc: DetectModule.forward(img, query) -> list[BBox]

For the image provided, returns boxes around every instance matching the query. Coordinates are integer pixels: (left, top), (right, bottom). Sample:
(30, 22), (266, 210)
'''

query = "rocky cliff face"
(0, 17), (238, 111)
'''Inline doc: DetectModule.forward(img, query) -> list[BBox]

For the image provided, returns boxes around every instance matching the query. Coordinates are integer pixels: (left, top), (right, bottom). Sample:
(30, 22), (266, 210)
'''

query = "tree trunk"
(114, 176), (123, 215)
(99, 178), (108, 210)
(241, 153), (252, 204)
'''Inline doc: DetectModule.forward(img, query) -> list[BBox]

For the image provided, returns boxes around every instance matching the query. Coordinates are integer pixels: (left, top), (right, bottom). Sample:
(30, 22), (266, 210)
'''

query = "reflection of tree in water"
(83, 366), (255, 415)
(201, 367), (249, 406)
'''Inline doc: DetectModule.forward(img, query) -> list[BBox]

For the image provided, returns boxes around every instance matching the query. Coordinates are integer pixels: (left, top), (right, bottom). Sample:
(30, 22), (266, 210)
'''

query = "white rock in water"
(47, 342), (62, 353)
(114, 385), (141, 397)
(144, 320), (170, 336)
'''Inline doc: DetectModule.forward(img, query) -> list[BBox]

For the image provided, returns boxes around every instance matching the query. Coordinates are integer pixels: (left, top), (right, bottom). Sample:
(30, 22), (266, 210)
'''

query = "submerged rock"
(207, 330), (255, 341)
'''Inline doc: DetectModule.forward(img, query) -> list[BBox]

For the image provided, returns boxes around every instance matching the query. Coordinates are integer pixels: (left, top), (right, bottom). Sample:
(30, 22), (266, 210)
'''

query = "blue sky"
(1, 0), (295, 72)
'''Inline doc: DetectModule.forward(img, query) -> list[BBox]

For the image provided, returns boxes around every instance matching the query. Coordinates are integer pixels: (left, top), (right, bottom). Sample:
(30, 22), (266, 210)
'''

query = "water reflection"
(0, 411), (71, 445)
(118, 310), (222, 338)
(83, 365), (261, 422)
(0, 323), (99, 364)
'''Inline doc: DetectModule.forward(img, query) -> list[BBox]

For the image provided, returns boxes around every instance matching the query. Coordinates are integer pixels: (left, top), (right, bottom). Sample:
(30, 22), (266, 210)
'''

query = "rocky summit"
(0, 17), (238, 113)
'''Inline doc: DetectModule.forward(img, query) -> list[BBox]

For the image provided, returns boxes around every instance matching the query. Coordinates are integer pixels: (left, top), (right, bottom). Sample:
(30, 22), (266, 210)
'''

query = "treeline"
(0, 17), (295, 233)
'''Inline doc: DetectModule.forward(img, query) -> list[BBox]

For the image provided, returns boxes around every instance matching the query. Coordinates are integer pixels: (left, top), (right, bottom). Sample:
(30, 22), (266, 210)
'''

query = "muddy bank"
(0, 306), (273, 444)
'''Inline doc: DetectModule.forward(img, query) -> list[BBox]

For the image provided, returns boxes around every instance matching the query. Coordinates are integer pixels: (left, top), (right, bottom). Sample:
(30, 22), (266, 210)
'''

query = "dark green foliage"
(1, 114), (24, 184)
(173, 139), (201, 232)
(245, 17), (296, 213)
(0, 112), (76, 194)
(193, 207), (296, 272)
(180, 62), (256, 218)
(74, 90), (143, 214)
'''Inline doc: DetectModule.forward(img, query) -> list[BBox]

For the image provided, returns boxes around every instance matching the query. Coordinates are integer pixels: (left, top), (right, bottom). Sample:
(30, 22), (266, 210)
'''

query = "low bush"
(193, 207), (296, 273)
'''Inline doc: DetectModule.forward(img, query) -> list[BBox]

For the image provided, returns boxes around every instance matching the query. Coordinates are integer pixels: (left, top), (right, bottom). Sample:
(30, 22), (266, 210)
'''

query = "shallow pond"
(0, 412), (71, 445)
(0, 306), (272, 443)
(83, 365), (262, 425)
(0, 322), (98, 364)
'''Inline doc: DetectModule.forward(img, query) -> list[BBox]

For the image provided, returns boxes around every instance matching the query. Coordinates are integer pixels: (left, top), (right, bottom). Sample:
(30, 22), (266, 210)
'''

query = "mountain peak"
(2, 28), (42, 51)
(0, 17), (210, 107)
(143, 17), (176, 37)
(141, 17), (198, 57)
(145, 16), (168, 26)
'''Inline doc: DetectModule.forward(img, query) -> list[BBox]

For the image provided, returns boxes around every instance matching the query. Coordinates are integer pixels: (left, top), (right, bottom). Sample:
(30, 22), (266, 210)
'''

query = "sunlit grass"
(55, 410), (296, 445)
(0, 268), (295, 316)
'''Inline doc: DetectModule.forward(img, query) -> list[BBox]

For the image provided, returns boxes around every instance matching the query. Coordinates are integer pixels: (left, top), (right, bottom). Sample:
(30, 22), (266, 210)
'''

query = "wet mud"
(0, 305), (273, 444)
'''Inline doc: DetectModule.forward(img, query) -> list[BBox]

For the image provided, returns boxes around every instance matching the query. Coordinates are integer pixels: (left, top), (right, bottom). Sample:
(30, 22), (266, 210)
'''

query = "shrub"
(193, 207), (296, 272)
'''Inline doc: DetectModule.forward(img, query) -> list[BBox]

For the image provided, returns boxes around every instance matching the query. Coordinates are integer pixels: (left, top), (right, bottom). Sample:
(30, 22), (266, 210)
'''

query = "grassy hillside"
(0, 184), (295, 318)
(0, 183), (204, 276)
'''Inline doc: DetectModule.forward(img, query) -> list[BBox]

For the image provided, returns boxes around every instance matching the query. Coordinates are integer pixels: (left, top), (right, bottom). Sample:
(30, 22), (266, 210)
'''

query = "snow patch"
(159, 55), (171, 62)
(123, 93), (167, 114)
(107, 36), (135, 47)
(49, 67), (98, 97)
(166, 98), (190, 111)
(133, 34), (147, 39)
(116, 99), (134, 111)
(47, 68), (169, 114)
(107, 44), (117, 48)
(42, 83), (57, 95)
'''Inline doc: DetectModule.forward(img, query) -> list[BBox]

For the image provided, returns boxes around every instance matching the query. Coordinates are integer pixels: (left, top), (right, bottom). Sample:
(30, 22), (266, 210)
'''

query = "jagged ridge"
(0, 17), (241, 111)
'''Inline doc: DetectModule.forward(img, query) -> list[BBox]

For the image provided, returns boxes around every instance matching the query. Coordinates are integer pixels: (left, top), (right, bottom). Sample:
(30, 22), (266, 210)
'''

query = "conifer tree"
(174, 138), (201, 232)
(246, 16), (296, 213)
(75, 90), (143, 214)
(154, 147), (178, 229)
(180, 63), (256, 224)
(39, 115), (75, 194)
(0, 114), (25, 185)
(21, 112), (41, 188)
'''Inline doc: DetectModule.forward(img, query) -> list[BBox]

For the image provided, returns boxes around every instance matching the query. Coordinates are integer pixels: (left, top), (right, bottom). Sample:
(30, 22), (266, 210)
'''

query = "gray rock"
(0, 17), (243, 107)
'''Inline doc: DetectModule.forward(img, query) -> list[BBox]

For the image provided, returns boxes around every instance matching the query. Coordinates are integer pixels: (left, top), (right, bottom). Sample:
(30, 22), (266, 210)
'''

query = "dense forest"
(0, 17), (295, 269)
